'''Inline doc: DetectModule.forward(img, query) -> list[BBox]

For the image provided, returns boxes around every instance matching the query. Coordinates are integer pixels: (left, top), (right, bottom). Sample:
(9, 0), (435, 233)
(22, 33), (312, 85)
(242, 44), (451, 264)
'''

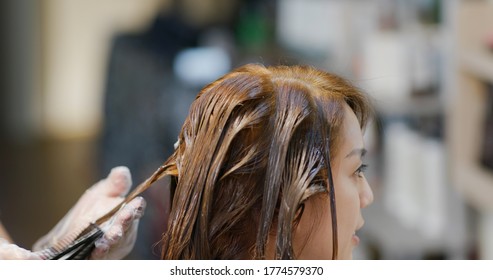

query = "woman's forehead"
(339, 105), (364, 157)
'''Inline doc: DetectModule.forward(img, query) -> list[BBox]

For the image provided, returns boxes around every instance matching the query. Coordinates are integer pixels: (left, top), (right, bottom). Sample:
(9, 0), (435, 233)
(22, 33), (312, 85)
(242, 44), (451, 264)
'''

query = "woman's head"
(160, 64), (373, 259)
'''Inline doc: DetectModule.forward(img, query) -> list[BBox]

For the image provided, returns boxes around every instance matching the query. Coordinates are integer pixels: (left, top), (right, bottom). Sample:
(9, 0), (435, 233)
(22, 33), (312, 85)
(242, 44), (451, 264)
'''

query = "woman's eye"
(355, 164), (368, 177)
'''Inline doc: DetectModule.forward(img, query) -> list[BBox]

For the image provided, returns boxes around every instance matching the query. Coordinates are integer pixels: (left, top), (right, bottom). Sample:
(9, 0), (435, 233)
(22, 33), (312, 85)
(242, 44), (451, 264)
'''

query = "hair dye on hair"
(109, 64), (371, 260)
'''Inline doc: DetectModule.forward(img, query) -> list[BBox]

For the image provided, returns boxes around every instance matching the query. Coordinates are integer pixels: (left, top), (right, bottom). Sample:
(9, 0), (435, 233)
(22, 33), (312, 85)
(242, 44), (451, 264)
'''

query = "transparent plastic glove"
(90, 196), (145, 259)
(32, 166), (146, 259)
(0, 238), (41, 260)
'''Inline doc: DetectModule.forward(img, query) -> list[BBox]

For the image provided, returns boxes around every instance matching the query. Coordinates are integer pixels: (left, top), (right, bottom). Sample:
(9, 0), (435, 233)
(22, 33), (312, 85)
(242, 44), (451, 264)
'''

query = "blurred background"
(1, 0), (492, 259)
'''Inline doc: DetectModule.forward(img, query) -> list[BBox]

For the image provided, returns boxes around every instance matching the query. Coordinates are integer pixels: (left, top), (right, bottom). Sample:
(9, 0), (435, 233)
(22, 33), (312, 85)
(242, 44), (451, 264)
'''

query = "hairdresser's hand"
(90, 194), (145, 259)
(0, 238), (41, 260)
(32, 166), (146, 259)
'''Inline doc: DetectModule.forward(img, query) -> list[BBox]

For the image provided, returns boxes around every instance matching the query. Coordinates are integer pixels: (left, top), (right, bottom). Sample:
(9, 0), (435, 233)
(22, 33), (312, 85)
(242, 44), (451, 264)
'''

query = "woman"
(153, 63), (373, 259)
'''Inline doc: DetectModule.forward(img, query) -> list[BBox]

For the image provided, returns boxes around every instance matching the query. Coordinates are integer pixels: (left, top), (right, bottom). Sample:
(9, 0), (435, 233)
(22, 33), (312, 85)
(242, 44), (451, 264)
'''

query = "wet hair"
(157, 64), (371, 259)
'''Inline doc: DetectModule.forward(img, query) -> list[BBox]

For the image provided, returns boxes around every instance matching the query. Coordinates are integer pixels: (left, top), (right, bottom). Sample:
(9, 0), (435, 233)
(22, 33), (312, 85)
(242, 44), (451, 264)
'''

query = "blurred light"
(173, 47), (231, 88)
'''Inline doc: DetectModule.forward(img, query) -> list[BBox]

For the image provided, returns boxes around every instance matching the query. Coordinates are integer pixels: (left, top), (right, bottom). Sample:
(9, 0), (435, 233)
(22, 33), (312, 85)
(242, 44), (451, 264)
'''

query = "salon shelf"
(460, 49), (493, 83)
(450, 65), (493, 212)
(450, 0), (493, 209)
(451, 55), (493, 213)
(449, 0), (493, 259)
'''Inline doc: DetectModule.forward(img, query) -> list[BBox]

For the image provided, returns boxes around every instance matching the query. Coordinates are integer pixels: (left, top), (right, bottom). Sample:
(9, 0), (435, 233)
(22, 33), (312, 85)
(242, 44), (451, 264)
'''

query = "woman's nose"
(360, 178), (374, 208)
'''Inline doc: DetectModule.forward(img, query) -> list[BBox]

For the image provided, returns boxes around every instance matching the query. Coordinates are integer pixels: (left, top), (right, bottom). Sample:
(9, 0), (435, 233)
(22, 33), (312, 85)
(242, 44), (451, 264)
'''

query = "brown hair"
(157, 64), (371, 259)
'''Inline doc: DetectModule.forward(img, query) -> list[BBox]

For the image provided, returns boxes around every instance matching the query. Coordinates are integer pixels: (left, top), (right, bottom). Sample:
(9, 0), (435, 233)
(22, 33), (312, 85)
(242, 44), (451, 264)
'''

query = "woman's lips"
(353, 221), (364, 246)
(352, 233), (360, 246)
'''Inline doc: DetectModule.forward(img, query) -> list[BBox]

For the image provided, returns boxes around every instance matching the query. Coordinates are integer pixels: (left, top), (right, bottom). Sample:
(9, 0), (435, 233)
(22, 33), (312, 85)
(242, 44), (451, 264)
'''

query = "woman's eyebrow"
(345, 148), (367, 159)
